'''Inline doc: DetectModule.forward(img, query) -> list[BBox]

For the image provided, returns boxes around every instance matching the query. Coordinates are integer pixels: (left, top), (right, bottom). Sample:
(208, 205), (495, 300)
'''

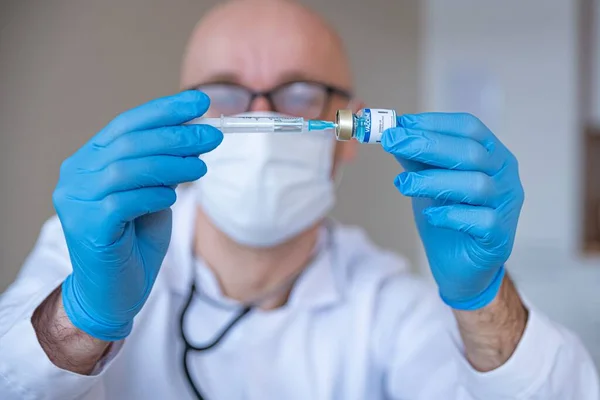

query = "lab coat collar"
(161, 187), (343, 311)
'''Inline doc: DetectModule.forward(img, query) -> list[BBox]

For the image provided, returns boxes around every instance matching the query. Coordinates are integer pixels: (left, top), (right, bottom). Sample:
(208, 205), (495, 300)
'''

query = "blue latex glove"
(53, 91), (223, 340)
(381, 113), (524, 310)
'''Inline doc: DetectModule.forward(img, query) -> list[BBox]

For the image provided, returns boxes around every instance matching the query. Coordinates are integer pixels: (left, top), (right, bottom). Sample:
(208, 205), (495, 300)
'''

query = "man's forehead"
(180, 1), (352, 91)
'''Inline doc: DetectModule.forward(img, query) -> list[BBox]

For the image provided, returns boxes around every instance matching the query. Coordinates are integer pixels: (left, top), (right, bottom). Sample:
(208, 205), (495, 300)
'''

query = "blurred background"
(0, 0), (598, 368)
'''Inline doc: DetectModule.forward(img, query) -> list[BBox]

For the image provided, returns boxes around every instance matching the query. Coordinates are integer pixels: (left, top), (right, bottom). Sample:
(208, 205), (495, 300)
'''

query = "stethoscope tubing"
(179, 220), (336, 399)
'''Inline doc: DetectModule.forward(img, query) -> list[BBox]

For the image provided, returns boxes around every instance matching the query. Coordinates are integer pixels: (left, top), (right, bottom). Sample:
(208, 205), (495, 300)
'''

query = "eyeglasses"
(194, 81), (353, 120)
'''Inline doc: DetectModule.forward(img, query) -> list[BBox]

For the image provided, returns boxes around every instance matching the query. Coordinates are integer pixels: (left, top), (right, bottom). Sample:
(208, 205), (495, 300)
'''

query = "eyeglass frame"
(191, 80), (354, 118)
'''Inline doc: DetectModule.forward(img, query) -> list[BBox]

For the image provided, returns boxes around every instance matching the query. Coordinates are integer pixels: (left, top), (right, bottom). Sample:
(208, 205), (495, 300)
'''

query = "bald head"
(181, 0), (353, 114)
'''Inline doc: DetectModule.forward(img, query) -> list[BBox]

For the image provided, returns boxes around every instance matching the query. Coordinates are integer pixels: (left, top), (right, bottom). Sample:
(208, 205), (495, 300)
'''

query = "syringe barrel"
(188, 115), (306, 133)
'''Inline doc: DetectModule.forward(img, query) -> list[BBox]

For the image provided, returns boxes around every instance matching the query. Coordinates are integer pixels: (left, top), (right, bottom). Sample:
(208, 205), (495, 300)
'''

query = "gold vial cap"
(335, 110), (354, 141)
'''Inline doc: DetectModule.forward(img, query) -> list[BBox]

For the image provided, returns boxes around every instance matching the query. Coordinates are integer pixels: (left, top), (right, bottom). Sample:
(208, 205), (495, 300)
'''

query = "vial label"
(363, 108), (397, 143)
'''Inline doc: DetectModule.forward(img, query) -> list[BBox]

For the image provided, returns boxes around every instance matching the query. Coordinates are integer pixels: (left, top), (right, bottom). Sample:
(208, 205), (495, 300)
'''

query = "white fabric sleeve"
(372, 274), (600, 400)
(0, 217), (123, 400)
(457, 305), (599, 399)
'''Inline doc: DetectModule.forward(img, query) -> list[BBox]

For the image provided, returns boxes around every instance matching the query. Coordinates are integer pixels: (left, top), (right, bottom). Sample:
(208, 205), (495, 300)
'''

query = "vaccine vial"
(335, 109), (397, 143)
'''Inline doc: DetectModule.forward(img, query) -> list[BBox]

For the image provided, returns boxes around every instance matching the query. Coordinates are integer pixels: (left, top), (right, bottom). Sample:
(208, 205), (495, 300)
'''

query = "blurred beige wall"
(0, 0), (420, 291)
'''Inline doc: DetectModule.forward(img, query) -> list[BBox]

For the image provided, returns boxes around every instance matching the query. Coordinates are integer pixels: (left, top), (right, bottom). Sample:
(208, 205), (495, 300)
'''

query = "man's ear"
(335, 99), (366, 163)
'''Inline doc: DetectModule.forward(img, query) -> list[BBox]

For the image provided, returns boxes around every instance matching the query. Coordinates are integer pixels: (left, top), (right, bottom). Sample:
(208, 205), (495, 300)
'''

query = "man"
(0, 0), (597, 398)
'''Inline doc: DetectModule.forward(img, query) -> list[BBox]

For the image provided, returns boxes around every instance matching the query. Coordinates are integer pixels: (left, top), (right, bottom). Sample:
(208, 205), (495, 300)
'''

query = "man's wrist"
(61, 275), (133, 342)
(31, 285), (111, 375)
(452, 275), (528, 372)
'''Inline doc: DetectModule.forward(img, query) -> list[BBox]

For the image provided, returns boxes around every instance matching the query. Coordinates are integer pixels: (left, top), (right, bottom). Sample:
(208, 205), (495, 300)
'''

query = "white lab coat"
(0, 187), (598, 400)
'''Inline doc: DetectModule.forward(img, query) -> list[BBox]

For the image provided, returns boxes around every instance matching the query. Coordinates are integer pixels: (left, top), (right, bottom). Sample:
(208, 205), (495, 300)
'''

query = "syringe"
(188, 115), (336, 134)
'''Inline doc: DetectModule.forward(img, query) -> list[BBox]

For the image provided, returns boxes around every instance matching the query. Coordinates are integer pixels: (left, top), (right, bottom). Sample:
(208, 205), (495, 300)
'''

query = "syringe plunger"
(188, 115), (335, 134)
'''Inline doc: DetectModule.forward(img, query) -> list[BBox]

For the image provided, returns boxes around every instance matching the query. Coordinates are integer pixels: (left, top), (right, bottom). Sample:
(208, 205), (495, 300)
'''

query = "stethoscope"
(179, 282), (252, 399)
(178, 221), (336, 400)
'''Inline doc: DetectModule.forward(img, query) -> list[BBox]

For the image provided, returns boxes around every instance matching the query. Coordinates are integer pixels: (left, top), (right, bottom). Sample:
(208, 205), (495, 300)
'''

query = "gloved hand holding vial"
(333, 108), (522, 310)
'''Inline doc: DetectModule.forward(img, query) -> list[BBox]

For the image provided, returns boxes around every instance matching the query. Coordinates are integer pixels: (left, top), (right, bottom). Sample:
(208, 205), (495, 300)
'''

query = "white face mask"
(195, 111), (336, 248)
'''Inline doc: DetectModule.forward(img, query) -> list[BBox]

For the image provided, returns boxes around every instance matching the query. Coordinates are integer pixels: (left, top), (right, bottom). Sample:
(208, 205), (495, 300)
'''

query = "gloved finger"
(90, 90), (210, 147)
(88, 124), (223, 170)
(381, 127), (503, 174)
(423, 204), (499, 239)
(72, 156), (207, 201)
(398, 113), (504, 152)
(395, 170), (500, 207)
(102, 186), (177, 225)
(390, 154), (426, 173)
